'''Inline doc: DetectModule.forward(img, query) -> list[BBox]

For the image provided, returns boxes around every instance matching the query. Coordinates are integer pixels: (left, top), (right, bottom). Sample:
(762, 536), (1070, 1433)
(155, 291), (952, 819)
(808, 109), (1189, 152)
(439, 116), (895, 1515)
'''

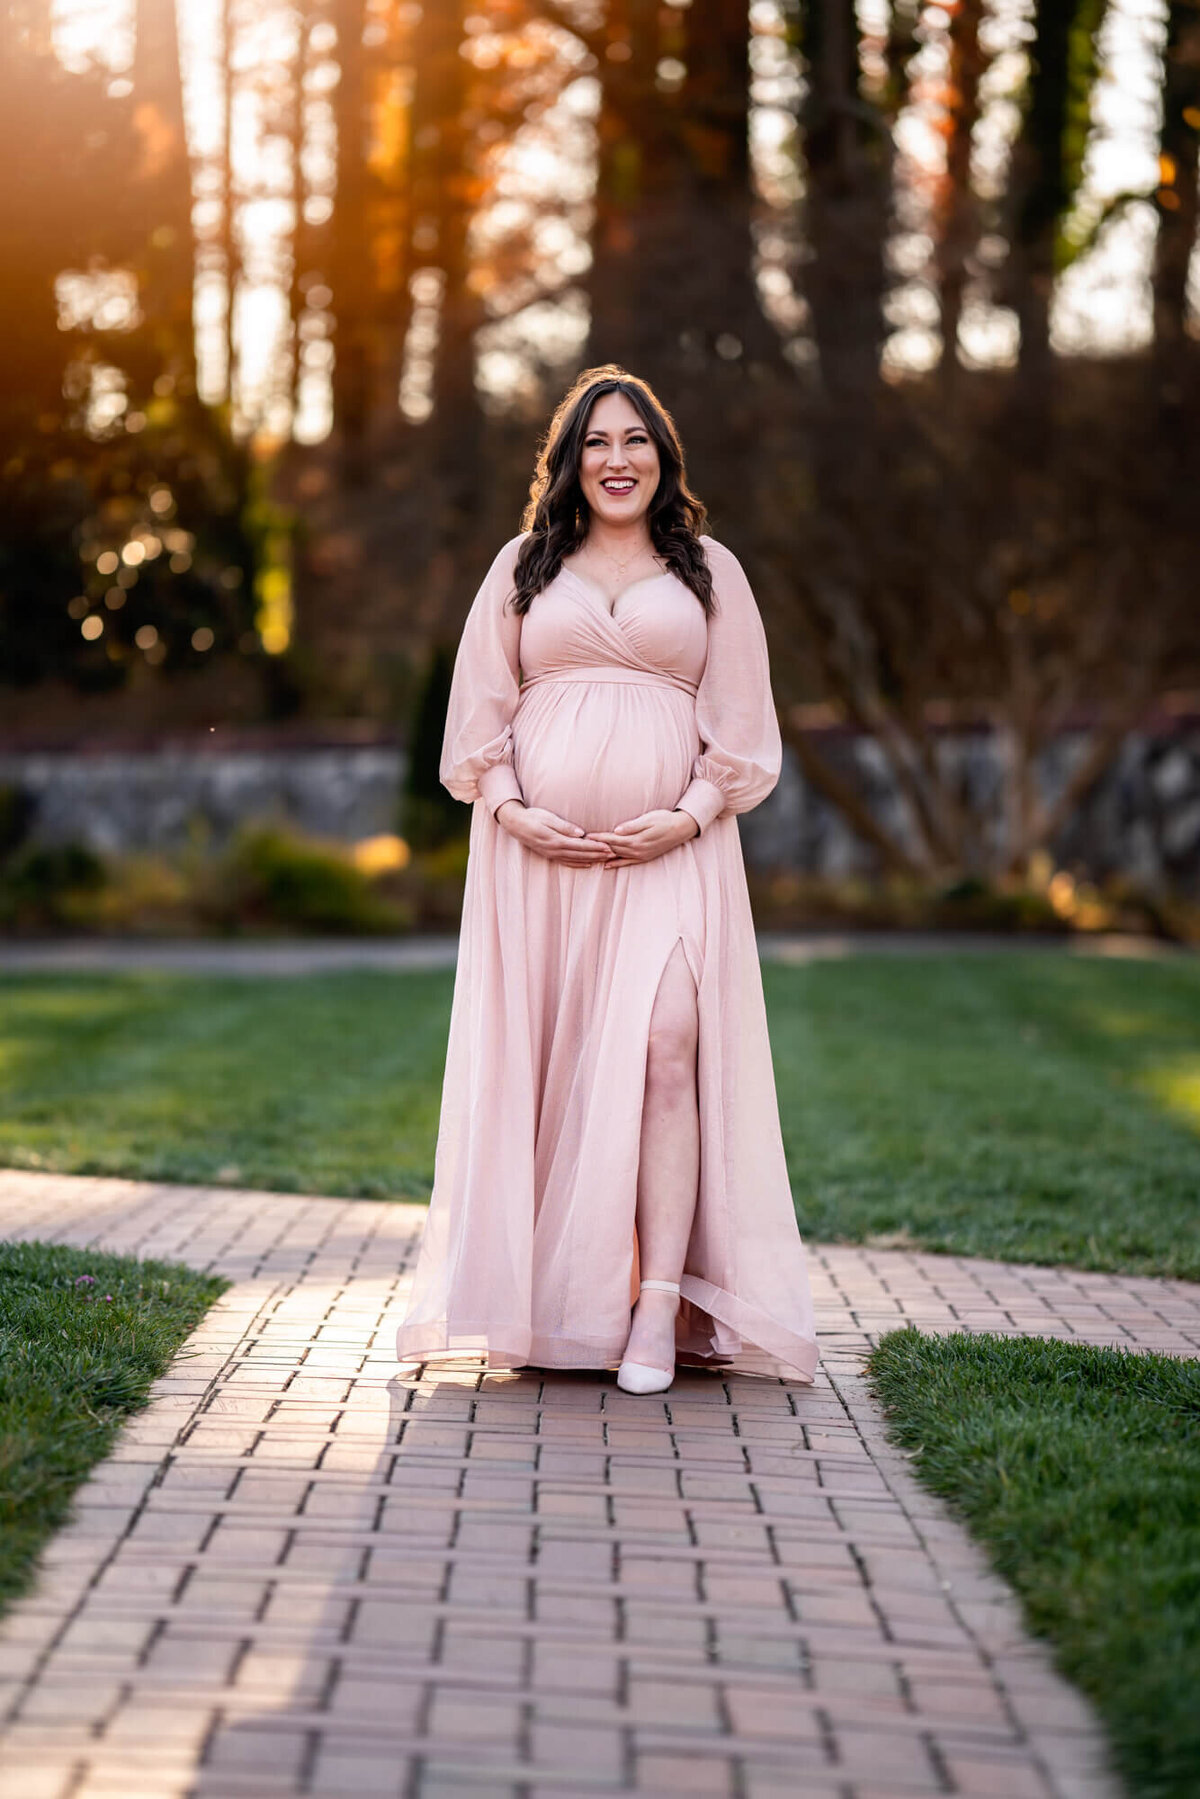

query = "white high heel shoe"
(616, 1280), (680, 1395)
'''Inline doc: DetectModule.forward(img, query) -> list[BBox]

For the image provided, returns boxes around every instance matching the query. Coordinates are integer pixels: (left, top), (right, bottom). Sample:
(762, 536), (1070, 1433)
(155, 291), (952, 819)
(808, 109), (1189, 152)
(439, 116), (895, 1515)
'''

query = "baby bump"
(513, 681), (699, 833)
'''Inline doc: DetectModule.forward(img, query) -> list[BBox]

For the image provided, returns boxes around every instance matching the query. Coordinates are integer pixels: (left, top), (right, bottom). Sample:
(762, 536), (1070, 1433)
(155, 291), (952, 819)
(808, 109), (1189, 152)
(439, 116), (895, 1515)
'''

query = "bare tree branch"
(782, 718), (929, 876)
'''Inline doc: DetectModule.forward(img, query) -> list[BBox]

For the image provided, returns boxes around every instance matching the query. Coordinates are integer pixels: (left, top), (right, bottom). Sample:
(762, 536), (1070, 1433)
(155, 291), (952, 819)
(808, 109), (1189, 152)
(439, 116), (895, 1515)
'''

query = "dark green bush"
(0, 840), (108, 928)
(12, 844), (106, 896)
(0, 786), (35, 862)
(402, 643), (463, 850)
(209, 824), (410, 935)
(932, 877), (1064, 933)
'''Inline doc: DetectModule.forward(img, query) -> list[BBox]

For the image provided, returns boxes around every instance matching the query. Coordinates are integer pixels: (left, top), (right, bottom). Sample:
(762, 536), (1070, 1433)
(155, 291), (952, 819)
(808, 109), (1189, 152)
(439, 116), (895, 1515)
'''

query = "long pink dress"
(396, 532), (818, 1382)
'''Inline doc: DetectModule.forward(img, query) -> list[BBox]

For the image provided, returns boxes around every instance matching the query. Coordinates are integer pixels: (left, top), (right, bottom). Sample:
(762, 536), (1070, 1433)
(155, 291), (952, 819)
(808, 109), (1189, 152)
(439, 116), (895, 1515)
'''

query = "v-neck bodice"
(558, 563), (675, 619)
(517, 562), (709, 694)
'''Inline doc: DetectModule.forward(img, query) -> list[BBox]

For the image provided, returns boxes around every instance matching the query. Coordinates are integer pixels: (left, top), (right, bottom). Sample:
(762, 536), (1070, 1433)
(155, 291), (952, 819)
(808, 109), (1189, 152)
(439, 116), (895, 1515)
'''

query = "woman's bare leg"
(621, 942), (700, 1373)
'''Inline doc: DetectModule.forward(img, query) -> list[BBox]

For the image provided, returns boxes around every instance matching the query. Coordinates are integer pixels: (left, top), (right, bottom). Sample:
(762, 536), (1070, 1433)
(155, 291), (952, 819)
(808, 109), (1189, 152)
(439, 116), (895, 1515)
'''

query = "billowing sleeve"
(675, 538), (782, 834)
(439, 534), (527, 815)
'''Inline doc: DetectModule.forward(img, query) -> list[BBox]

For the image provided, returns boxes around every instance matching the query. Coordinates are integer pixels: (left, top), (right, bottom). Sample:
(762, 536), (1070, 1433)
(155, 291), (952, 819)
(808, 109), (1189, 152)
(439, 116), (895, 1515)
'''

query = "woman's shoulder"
(698, 534), (752, 583)
(478, 531), (533, 594)
(698, 533), (742, 569)
(493, 529), (532, 567)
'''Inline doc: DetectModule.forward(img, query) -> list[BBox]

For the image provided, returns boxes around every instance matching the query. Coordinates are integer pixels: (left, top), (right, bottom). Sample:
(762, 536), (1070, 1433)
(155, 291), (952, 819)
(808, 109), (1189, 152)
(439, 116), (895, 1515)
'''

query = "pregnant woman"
(397, 366), (817, 1392)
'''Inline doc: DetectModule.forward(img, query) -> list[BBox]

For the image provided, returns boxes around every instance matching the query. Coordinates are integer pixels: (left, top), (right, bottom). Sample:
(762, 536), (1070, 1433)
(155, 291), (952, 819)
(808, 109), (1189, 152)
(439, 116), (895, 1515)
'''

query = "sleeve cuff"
(675, 778), (727, 835)
(478, 761), (524, 816)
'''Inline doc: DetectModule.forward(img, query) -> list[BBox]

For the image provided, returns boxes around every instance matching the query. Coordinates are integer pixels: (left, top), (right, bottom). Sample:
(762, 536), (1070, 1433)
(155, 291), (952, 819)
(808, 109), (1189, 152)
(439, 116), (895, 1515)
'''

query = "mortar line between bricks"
(16, 1653), (992, 1707)
(6, 1602), (1028, 1669)
(153, 1437), (879, 1467)
(8, 1698), (1015, 1765)
(16, 1666), (1033, 1745)
(83, 1533), (951, 1581)
(118, 1493), (897, 1525)
(37, 1634), (1027, 1704)
(129, 1492), (887, 1527)
(176, 1437), (881, 1472)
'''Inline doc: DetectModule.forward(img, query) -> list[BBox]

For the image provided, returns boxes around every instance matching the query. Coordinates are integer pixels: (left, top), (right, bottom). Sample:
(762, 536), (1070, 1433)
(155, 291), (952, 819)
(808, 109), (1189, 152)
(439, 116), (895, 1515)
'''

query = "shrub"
(206, 824), (411, 935)
(0, 841), (108, 929)
(402, 644), (463, 849)
(76, 854), (191, 934)
(0, 785), (35, 862)
(381, 837), (469, 930)
(747, 868), (1200, 942)
(932, 876), (1064, 933)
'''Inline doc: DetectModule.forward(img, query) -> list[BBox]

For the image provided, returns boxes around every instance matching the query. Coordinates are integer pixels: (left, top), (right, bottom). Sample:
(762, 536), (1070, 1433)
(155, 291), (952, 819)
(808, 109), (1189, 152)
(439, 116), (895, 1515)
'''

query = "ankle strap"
(639, 1279), (681, 1294)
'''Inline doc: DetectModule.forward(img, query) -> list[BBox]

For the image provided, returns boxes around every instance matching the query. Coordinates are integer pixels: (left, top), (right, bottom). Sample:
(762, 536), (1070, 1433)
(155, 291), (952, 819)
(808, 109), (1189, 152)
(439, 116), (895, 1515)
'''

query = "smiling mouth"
(600, 478), (636, 493)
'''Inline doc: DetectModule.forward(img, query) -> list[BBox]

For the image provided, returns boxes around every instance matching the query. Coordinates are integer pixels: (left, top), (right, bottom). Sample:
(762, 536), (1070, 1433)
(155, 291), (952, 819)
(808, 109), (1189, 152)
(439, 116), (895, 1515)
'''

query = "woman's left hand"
(586, 808), (699, 869)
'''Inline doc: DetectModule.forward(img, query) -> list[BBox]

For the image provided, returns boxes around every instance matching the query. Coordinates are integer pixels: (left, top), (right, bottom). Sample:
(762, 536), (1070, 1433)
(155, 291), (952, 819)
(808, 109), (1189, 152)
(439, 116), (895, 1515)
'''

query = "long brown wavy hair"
(511, 366), (714, 615)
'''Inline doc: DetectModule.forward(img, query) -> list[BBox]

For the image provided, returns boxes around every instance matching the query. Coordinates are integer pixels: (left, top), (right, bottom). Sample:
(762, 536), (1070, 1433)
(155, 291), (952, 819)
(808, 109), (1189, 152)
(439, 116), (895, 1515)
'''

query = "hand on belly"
(495, 801), (617, 866)
(585, 808), (700, 868)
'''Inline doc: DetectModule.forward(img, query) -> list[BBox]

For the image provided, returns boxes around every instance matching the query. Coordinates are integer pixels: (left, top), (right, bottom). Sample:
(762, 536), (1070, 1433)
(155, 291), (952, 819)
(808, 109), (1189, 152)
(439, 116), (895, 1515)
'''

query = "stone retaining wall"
(0, 745), (404, 856)
(3, 723), (1199, 887)
(741, 723), (1200, 889)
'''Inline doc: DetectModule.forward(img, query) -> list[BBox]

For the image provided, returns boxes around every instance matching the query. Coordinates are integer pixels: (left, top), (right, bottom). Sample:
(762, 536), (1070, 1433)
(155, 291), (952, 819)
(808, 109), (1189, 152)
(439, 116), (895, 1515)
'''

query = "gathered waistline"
(519, 664), (699, 699)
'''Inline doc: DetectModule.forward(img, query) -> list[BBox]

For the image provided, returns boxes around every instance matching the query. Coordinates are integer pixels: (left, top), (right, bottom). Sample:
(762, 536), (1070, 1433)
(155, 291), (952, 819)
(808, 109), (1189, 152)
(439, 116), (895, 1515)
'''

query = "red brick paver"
(1, 1170), (1196, 1798)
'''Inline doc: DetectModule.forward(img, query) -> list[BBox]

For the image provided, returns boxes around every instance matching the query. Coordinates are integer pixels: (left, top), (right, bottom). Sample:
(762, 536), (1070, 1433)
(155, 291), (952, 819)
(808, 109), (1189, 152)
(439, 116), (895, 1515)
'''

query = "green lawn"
(767, 953), (1200, 1276)
(0, 1240), (226, 1612)
(0, 952), (1197, 1274)
(0, 968), (452, 1200)
(870, 1331), (1200, 1799)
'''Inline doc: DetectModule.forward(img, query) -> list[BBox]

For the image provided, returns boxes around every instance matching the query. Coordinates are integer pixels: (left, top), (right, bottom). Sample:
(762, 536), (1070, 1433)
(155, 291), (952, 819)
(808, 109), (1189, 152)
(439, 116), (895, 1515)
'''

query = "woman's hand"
(587, 808), (699, 869)
(495, 799), (616, 866)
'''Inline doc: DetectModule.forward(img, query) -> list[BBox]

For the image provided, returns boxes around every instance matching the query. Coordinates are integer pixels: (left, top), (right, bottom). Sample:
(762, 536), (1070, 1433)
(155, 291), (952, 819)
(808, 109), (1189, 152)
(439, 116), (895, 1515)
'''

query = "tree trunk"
(801, 0), (890, 405)
(220, 0), (238, 406)
(1005, 0), (1109, 384)
(287, 0), (312, 421)
(1152, 1), (1200, 365)
(131, 0), (197, 398)
(411, 0), (476, 484)
(936, 0), (987, 384)
(587, 1), (787, 543)
(405, 0), (488, 635)
(331, 0), (371, 484)
(587, 0), (662, 372)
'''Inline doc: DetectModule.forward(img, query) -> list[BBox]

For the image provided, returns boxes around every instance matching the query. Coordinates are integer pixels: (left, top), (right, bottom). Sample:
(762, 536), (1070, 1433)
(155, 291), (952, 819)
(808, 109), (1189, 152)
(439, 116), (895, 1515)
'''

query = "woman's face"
(577, 390), (661, 529)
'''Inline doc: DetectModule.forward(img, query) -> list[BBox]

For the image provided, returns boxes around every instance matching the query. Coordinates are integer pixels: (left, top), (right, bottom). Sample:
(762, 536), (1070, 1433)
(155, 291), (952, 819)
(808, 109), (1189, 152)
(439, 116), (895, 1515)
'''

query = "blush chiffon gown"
(396, 532), (818, 1383)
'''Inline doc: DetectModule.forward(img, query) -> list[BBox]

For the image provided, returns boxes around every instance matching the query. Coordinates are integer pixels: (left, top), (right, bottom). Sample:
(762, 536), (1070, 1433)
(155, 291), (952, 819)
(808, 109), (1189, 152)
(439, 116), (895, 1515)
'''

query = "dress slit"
(628, 933), (698, 1308)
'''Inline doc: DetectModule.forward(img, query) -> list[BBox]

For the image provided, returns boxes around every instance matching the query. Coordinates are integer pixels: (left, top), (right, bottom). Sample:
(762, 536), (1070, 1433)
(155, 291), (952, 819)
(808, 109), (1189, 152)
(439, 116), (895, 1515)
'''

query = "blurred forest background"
(2, 0), (1200, 934)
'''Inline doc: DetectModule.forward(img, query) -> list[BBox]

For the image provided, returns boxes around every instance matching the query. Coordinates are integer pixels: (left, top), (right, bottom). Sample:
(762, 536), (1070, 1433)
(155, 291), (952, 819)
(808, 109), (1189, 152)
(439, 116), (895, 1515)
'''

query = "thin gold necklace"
(597, 541), (658, 585)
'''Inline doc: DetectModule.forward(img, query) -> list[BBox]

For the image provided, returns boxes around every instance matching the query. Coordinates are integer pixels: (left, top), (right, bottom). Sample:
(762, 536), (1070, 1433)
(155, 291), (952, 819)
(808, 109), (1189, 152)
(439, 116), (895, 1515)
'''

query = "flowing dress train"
(396, 533), (818, 1382)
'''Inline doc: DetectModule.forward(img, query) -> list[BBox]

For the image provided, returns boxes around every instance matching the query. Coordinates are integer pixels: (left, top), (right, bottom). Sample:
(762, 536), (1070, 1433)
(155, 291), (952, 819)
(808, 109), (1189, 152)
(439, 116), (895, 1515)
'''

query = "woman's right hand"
(495, 800), (614, 866)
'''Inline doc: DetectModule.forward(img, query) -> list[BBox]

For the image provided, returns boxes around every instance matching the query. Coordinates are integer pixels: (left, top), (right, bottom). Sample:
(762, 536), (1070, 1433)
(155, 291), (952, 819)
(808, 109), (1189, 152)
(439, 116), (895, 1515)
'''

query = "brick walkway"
(1, 1172), (1197, 1799)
